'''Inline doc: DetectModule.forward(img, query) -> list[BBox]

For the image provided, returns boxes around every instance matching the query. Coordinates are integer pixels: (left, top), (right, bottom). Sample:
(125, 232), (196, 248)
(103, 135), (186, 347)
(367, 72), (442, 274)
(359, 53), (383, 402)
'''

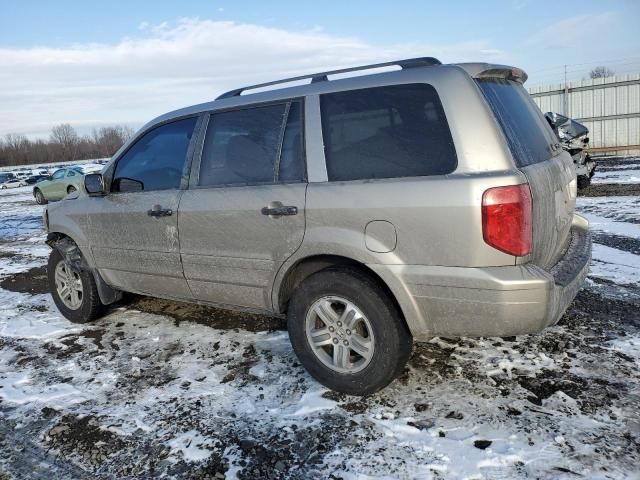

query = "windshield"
(477, 78), (557, 167)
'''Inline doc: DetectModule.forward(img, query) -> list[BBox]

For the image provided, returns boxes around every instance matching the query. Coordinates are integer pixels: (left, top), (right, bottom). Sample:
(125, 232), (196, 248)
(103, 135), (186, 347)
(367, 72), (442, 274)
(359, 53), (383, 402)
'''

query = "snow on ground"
(592, 169), (640, 184)
(0, 162), (639, 479)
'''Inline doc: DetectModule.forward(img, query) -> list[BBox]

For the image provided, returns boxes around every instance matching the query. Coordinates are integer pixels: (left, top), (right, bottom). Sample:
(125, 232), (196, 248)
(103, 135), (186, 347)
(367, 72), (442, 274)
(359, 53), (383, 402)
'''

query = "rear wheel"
(67, 185), (77, 194)
(287, 268), (412, 395)
(48, 249), (106, 323)
(577, 175), (591, 189)
(34, 189), (47, 204)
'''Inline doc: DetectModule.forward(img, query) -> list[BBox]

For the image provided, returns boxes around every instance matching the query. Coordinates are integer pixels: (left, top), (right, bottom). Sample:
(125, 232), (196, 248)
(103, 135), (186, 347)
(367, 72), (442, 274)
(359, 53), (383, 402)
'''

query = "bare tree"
(50, 123), (80, 161)
(589, 66), (614, 79)
(2, 133), (30, 165)
(0, 124), (134, 167)
(92, 125), (135, 157)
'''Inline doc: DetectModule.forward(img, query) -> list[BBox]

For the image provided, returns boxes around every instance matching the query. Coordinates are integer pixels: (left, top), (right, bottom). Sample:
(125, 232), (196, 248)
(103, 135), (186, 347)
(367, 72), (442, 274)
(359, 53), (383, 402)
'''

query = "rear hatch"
(477, 77), (576, 270)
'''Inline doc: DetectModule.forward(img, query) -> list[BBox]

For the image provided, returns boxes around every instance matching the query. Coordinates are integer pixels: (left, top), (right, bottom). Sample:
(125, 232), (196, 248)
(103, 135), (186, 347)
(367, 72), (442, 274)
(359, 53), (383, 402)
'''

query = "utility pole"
(563, 64), (569, 116)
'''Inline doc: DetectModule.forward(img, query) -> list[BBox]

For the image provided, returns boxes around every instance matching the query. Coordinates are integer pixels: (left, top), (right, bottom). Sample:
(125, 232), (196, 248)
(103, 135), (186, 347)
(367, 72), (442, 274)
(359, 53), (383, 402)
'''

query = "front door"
(46, 168), (67, 200)
(85, 116), (199, 299)
(179, 100), (307, 311)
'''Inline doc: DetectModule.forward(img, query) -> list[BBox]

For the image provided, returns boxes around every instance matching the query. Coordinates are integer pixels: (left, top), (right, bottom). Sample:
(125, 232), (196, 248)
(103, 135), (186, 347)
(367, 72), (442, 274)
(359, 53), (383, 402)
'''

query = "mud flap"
(46, 233), (123, 305)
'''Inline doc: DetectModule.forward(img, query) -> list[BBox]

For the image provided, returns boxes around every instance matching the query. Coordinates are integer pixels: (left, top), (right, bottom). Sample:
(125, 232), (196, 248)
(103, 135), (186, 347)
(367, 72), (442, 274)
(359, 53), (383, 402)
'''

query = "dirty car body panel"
(45, 59), (591, 341)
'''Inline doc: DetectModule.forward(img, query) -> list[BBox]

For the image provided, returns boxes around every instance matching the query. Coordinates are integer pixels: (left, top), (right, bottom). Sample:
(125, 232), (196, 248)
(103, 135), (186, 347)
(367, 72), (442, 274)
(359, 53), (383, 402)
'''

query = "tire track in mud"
(0, 414), (89, 479)
(592, 232), (640, 255)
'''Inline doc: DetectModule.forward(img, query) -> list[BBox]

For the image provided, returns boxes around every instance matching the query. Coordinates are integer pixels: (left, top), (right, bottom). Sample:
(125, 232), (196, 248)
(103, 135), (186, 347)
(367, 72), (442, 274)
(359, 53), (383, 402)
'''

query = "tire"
(577, 175), (591, 189)
(287, 268), (412, 395)
(48, 248), (106, 323)
(34, 189), (47, 205)
(67, 185), (77, 194)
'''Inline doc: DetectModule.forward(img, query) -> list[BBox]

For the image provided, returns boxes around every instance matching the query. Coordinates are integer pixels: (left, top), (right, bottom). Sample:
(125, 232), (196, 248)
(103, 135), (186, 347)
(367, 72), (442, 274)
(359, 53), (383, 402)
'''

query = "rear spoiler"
(455, 63), (528, 84)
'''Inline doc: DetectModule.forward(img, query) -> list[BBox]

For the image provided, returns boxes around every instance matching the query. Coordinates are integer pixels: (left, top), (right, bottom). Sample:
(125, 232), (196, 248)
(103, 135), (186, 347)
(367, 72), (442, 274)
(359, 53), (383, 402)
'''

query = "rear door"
(84, 116), (198, 298)
(477, 78), (576, 269)
(178, 100), (306, 311)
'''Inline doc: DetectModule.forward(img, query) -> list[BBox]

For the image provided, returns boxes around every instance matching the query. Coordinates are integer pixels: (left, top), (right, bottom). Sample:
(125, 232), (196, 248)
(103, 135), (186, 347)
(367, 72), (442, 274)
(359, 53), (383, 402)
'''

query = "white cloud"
(0, 18), (511, 138)
(527, 12), (619, 48)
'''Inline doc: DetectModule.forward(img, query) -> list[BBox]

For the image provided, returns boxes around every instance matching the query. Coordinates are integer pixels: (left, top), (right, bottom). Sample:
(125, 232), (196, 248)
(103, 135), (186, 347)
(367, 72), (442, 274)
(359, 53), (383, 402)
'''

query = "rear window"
(477, 79), (555, 167)
(320, 84), (457, 181)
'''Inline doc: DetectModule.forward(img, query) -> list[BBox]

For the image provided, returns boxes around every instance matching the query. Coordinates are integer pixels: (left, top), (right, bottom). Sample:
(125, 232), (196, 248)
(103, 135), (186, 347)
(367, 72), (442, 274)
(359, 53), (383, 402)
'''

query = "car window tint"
(52, 170), (65, 180)
(278, 101), (306, 183)
(199, 104), (287, 186)
(320, 84), (457, 181)
(112, 117), (197, 192)
(67, 170), (76, 177)
(476, 79), (555, 167)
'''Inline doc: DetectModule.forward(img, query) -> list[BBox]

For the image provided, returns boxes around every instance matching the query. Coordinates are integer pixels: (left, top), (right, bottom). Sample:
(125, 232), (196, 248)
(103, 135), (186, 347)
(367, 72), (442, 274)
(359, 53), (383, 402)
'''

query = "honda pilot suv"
(44, 57), (591, 395)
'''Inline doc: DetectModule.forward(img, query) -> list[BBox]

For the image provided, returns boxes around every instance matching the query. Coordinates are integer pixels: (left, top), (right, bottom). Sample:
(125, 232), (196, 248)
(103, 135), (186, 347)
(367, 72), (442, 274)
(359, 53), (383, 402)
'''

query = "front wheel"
(48, 249), (106, 323)
(34, 189), (47, 204)
(287, 268), (412, 395)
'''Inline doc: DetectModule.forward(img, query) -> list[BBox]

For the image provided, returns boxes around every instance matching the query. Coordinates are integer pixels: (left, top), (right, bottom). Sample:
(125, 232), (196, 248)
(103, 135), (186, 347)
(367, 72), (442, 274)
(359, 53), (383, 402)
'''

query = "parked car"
(545, 112), (596, 189)
(0, 172), (17, 185)
(0, 177), (24, 189)
(23, 174), (50, 185)
(33, 167), (84, 204)
(44, 57), (591, 395)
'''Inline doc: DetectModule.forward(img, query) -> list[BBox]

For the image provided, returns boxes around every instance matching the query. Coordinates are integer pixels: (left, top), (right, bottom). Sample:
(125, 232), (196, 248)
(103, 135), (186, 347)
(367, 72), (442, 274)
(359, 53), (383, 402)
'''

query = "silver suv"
(44, 57), (591, 395)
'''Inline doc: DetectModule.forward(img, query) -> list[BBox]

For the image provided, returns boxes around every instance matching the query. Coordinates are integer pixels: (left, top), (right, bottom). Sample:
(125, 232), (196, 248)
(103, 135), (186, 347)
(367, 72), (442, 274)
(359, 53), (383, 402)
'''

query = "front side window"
(112, 117), (197, 192)
(199, 101), (305, 187)
(51, 169), (65, 180)
(320, 84), (457, 181)
(67, 170), (77, 177)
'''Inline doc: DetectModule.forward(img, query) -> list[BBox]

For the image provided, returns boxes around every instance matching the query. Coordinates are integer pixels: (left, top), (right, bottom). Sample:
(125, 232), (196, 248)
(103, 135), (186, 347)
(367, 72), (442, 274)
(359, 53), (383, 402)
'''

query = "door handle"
(261, 205), (298, 217)
(147, 205), (173, 217)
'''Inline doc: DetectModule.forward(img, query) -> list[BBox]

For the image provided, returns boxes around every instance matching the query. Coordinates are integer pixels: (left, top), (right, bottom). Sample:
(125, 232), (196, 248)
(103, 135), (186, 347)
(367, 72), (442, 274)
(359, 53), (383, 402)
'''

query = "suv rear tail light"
(482, 184), (532, 256)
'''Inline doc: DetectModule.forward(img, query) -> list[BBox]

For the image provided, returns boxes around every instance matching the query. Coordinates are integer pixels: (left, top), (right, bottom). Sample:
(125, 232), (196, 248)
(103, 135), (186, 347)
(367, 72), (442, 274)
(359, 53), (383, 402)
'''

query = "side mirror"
(84, 173), (106, 196)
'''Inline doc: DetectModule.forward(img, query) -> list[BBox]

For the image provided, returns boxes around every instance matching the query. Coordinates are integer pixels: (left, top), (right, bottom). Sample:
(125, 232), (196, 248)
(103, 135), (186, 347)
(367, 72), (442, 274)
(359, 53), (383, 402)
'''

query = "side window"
(112, 117), (197, 192)
(198, 101), (305, 187)
(279, 101), (306, 183)
(52, 169), (65, 180)
(320, 84), (457, 181)
(67, 170), (77, 177)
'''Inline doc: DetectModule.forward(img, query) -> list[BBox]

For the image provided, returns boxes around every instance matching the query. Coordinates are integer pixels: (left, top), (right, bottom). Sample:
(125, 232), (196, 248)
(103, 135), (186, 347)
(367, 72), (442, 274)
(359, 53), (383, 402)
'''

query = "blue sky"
(1, 0), (639, 137)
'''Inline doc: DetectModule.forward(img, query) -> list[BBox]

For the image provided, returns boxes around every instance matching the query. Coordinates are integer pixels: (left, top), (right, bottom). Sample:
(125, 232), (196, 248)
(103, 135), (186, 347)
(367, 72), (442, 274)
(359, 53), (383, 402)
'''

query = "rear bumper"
(370, 214), (591, 340)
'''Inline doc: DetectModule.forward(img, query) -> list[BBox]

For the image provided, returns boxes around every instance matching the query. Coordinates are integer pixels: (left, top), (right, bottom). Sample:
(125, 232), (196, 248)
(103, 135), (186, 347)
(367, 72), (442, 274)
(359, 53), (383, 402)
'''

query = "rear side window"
(320, 84), (457, 181)
(477, 79), (555, 167)
(112, 117), (197, 192)
(199, 100), (305, 186)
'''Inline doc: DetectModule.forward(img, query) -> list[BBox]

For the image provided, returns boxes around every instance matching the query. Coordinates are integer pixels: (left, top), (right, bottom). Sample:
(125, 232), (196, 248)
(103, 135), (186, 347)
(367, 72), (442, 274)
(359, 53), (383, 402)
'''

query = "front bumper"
(371, 215), (591, 339)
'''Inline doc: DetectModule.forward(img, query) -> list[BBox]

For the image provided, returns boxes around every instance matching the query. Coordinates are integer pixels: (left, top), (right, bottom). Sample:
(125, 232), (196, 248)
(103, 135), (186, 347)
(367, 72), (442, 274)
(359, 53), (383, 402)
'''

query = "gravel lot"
(1, 158), (639, 479)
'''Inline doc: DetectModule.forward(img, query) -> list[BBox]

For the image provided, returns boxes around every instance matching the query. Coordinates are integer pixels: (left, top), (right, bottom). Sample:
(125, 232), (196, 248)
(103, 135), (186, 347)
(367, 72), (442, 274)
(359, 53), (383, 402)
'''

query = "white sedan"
(0, 178), (25, 189)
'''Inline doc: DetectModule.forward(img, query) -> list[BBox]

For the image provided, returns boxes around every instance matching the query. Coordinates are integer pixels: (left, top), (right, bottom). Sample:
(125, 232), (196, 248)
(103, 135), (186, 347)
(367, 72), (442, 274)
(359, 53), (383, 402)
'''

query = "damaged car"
(44, 58), (591, 395)
(545, 112), (596, 189)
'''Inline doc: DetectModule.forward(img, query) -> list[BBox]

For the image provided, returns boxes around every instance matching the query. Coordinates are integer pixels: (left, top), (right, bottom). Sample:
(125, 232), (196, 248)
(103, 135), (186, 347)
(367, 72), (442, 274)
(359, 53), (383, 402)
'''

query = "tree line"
(0, 124), (135, 168)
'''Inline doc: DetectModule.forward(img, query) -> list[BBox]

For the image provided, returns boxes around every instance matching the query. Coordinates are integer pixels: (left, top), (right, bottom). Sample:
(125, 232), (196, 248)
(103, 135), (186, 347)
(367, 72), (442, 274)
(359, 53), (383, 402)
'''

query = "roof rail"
(216, 57), (442, 100)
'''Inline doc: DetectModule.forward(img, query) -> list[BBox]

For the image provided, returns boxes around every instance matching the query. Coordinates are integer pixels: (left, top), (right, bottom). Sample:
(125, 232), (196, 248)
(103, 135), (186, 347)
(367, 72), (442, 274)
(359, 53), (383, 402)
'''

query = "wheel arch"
(274, 254), (413, 333)
(46, 231), (122, 305)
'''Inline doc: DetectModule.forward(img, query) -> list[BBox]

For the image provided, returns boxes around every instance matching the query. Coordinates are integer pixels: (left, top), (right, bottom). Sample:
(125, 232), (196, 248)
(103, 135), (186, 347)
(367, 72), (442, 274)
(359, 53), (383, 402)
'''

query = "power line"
(526, 56), (640, 74)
